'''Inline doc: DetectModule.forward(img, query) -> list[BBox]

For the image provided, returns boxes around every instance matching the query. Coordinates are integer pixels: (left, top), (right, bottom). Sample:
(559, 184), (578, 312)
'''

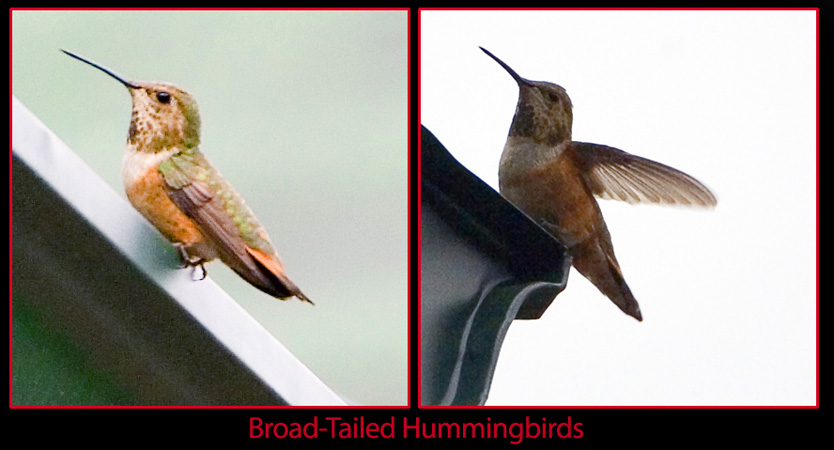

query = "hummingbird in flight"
(62, 49), (311, 304)
(481, 47), (716, 321)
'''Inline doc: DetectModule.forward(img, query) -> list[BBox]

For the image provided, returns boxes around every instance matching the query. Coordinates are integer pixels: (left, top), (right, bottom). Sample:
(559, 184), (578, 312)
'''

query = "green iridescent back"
(158, 147), (276, 255)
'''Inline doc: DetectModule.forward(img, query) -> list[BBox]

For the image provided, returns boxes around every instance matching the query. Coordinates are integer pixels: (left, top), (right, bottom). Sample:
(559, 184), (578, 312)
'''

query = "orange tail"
(246, 246), (313, 304)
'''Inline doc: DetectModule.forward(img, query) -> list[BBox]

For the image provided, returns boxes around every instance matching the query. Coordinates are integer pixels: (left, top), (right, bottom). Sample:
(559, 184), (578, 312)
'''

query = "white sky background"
(421, 9), (817, 406)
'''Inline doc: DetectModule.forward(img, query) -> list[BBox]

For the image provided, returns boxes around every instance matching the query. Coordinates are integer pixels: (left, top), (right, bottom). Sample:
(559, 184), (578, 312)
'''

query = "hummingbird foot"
(173, 242), (192, 268)
(191, 262), (207, 281)
(172, 242), (209, 280)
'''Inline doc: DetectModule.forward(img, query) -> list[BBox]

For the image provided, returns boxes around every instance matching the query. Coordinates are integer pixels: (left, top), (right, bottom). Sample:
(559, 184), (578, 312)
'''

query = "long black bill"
(61, 49), (141, 89)
(480, 47), (528, 86)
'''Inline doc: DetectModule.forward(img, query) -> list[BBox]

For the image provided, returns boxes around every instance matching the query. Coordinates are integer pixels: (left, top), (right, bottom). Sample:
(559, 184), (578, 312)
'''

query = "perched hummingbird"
(481, 47), (716, 321)
(62, 50), (311, 304)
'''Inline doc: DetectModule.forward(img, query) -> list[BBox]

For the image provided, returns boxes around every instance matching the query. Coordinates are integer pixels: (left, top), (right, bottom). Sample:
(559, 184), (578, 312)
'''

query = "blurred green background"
(11, 9), (408, 405)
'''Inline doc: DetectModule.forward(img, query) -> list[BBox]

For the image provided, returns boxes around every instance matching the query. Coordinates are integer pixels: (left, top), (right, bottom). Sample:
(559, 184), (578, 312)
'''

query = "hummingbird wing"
(572, 142), (717, 207)
(159, 148), (311, 303)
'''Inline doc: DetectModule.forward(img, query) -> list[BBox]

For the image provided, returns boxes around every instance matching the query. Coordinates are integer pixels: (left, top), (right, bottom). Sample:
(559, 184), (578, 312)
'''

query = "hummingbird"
(481, 47), (716, 321)
(62, 49), (311, 304)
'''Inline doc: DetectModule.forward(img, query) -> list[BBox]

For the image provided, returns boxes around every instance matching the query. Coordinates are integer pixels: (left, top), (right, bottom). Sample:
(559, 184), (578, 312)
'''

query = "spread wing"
(572, 142), (717, 207)
(158, 147), (311, 303)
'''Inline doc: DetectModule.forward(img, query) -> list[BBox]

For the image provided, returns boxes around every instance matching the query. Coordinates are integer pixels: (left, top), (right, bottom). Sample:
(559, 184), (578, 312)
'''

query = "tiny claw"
(191, 263), (207, 281)
(173, 243), (208, 280)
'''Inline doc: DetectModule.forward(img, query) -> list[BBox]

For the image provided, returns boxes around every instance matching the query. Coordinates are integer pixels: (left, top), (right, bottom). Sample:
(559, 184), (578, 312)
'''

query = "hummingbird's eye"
(156, 92), (171, 104)
(548, 91), (561, 102)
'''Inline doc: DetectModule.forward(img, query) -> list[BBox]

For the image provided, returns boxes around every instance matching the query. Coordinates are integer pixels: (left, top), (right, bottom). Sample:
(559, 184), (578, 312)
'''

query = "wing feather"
(159, 147), (308, 301)
(573, 142), (717, 207)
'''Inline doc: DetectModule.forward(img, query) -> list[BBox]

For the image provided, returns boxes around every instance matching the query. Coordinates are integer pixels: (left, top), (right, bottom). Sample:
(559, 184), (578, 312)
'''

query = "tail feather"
(572, 241), (642, 321)
(245, 246), (313, 304)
